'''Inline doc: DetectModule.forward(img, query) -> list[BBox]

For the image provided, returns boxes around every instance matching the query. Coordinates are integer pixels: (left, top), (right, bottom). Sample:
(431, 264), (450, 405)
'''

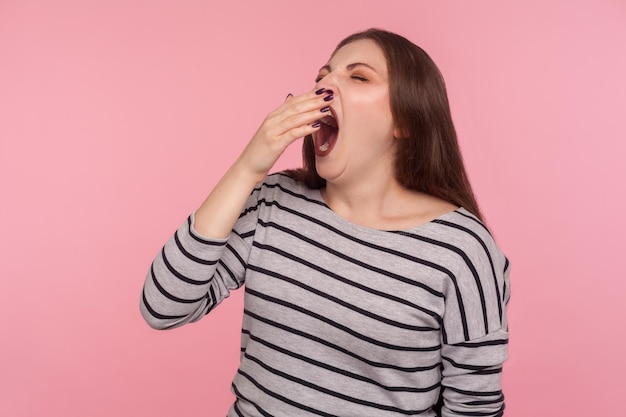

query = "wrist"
(230, 156), (268, 186)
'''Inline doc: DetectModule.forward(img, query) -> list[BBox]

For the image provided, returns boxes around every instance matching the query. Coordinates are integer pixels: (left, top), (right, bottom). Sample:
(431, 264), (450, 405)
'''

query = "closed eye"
(351, 75), (368, 82)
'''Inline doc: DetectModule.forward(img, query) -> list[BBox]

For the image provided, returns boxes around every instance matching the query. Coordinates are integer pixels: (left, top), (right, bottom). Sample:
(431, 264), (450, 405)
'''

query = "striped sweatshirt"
(141, 172), (510, 417)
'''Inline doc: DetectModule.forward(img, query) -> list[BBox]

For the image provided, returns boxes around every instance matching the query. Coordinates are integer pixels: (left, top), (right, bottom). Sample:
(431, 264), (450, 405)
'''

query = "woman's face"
(313, 39), (399, 187)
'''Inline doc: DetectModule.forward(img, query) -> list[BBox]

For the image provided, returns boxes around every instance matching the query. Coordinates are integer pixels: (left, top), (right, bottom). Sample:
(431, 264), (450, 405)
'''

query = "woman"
(141, 28), (510, 417)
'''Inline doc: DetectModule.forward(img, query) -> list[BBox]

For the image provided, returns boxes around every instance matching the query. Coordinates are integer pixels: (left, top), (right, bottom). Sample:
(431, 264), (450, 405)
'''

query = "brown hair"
(288, 28), (484, 221)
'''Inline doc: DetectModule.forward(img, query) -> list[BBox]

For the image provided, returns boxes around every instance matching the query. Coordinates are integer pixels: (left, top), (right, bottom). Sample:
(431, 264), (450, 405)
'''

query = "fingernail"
(312, 122), (321, 128)
(315, 88), (325, 95)
(320, 106), (330, 113)
(323, 94), (334, 102)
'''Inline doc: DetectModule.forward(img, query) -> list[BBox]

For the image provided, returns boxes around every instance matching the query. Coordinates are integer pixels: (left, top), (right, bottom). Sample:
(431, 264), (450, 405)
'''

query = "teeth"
(320, 115), (337, 127)
(319, 142), (330, 152)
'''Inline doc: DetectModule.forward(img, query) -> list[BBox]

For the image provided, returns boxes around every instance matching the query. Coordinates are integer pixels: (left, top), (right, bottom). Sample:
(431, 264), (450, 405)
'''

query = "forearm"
(141, 164), (264, 330)
(194, 87), (333, 238)
(193, 158), (264, 239)
(195, 89), (331, 238)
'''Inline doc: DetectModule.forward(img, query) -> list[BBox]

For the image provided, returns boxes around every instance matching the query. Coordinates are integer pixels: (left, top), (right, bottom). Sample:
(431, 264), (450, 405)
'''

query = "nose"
(316, 72), (338, 95)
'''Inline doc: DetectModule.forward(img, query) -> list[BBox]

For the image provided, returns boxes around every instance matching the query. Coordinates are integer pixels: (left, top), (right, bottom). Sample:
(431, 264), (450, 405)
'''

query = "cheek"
(357, 101), (394, 136)
(340, 87), (394, 141)
(349, 90), (391, 118)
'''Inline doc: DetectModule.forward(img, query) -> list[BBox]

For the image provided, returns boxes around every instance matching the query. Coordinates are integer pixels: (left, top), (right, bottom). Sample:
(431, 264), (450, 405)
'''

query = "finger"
(277, 87), (332, 112)
(290, 87), (328, 101)
(280, 122), (321, 143)
(280, 100), (332, 132)
(274, 92), (333, 126)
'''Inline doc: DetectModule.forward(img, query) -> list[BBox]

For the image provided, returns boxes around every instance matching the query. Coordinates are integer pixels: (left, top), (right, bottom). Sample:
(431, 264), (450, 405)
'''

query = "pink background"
(1, 1), (625, 415)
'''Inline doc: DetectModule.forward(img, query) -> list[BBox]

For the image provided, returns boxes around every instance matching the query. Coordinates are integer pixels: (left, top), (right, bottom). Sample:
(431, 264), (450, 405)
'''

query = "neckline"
(310, 187), (462, 235)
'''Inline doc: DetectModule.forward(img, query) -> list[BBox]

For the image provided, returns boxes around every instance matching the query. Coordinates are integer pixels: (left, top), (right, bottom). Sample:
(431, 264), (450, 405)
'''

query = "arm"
(439, 329), (509, 416)
(195, 88), (331, 239)
(140, 89), (333, 329)
(439, 246), (511, 416)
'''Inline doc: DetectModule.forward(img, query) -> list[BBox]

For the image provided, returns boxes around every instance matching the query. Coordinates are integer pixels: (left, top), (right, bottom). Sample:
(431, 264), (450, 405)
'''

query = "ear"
(393, 126), (409, 139)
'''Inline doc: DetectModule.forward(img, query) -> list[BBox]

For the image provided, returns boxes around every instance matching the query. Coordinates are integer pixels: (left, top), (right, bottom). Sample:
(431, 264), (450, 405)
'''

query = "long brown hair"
(288, 28), (484, 221)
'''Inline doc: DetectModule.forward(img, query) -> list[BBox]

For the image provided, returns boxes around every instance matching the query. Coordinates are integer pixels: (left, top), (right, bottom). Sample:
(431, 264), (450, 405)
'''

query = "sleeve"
(139, 183), (263, 330)
(439, 251), (511, 417)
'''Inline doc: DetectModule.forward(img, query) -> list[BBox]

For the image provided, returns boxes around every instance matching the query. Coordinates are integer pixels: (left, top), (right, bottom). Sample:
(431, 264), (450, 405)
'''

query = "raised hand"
(236, 88), (333, 182)
(193, 87), (333, 239)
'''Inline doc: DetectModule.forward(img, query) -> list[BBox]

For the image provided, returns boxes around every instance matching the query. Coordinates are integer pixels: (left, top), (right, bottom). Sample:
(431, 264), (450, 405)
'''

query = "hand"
(235, 88), (333, 182)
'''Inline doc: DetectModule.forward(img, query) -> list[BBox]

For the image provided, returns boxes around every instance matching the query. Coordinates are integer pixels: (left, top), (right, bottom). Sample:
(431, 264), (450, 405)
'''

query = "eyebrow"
(318, 62), (379, 74)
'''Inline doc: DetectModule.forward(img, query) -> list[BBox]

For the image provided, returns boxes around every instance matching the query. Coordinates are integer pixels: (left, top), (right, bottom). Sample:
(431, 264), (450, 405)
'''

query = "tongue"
(314, 123), (338, 156)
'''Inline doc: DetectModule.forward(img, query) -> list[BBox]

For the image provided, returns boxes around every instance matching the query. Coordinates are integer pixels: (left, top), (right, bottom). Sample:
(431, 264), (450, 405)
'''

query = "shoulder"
(255, 171), (304, 192)
(430, 208), (505, 266)
(430, 209), (509, 296)
(394, 207), (509, 290)
(253, 171), (326, 208)
(262, 171), (302, 189)
(429, 209), (510, 342)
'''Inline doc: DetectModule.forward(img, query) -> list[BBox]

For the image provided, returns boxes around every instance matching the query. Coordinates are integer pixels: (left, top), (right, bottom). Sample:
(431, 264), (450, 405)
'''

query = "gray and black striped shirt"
(141, 172), (510, 417)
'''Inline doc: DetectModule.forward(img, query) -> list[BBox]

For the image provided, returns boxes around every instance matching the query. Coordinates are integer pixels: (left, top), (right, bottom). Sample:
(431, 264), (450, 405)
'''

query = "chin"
(314, 157), (348, 185)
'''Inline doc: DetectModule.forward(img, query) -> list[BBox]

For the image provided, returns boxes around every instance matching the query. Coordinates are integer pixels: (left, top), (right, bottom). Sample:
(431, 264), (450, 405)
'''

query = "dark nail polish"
(320, 106), (330, 113)
(323, 94), (334, 102)
(312, 122), (321, 128)
(315, 88), (326, 95)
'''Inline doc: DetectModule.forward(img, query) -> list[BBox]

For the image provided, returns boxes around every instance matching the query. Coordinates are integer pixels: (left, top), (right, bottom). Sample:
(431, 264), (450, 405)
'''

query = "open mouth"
(314, 109), (338, 156)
